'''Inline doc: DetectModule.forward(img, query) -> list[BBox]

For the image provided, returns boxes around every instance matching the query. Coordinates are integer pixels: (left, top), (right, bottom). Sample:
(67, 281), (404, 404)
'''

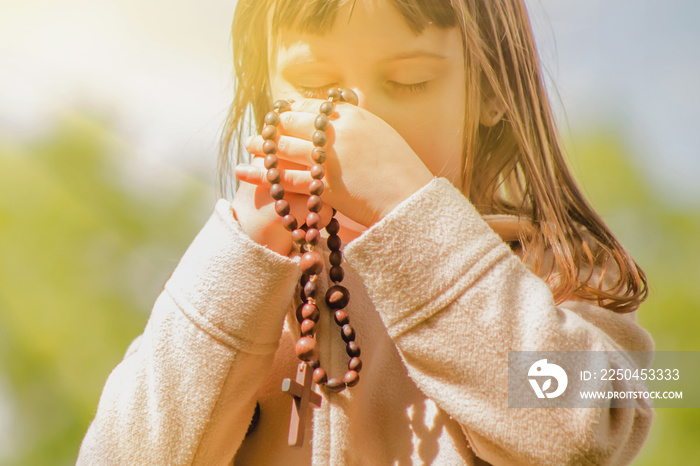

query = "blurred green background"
(1, 0), (699, 464)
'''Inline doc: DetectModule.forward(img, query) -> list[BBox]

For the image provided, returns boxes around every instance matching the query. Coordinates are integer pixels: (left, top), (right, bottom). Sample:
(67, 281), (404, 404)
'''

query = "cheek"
(400, 105), (465, 183)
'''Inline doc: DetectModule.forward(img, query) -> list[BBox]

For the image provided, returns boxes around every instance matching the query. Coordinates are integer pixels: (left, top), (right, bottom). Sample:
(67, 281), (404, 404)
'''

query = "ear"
(479, 93), (507, 127)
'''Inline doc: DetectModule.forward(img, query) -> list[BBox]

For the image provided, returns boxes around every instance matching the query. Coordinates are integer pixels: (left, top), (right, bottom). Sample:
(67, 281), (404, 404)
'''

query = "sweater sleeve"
(78, 200), (301, 465)
(342, 177), (654, 466)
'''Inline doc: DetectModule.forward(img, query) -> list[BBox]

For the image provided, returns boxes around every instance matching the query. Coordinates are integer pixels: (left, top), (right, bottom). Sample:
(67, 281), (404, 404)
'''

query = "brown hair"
(219, 0), (647, 313)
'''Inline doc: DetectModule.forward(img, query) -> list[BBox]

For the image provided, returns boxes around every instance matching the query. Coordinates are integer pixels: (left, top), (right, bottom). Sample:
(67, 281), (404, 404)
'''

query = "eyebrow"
(280, 50), (448, 68)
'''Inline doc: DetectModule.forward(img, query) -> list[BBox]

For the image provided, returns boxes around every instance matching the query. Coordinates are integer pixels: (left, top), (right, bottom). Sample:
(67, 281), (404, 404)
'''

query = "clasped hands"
(233, 98), (433, 256)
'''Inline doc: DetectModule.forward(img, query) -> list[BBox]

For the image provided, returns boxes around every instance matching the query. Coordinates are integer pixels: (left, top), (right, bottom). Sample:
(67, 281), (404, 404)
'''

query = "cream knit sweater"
(78, 178), (653, 465)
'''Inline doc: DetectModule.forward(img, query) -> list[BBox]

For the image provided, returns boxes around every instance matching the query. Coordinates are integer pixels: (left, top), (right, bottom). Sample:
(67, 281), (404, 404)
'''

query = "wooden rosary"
(260, 88), (363, 447)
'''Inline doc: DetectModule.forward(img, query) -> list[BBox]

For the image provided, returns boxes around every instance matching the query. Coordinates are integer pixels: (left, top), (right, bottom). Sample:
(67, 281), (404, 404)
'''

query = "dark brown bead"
(309, 179), (324, 195)
(348, 357), (362, 372)
(325, 378), (346, 392)
(312, 367), (327, 384)
(300, 251), (324, 275)
(327, 234), (342, 251)
(343, 370), (360, 387)
(329, 250), (342, 266)
(264, 111), (280, 126)
(301, 303), (319, 322)
(273, 99), (290, 112)
(340, 88), (359, 106)
(262, 125), (277, 140)
(346, 341), (361, 358)
(274, 199), (290, 216)
(263, 140), (277, 155)
(264, 154), (278, 169)
(305, 228), (321, 246)
(266, 168), (281, 184)
(329, 265), (344, 283)
(311, 147), (327, 163)
(312, 130), (327, 147)
(310, 164), (325, 180)
(325, 218), (340, 235)
(309, 359), (320, 369)
(325, 285), (349, 310)
(300, 319), (315, 336)
(314, 113), (330, 131)
(295, 303), (305, 323)
(291, 228), (306, 245)
(306, 212), (321, 229)
(326, 88), (341, 101)
(270, 184), (285, 200)
(295, 337), (318, 362)
(320, 101), (334, 115)
(341, 324), (355, 342)
(307, 195), (322, 213)
(282, 214), (298, 231)
(334, 310), (349, 326)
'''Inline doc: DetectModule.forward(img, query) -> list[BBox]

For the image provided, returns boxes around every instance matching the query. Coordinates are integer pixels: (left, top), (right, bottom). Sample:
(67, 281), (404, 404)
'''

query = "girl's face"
(269, 0), (466, 186)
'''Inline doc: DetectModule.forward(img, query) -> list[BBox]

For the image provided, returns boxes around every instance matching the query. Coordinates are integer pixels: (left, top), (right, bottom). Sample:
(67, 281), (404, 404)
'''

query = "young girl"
(79, 0), (653, 464)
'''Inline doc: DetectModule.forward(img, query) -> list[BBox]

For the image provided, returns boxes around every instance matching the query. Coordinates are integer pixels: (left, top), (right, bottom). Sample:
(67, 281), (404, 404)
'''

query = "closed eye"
(387, 81), (428, 93)
(297, 85), (340, 99)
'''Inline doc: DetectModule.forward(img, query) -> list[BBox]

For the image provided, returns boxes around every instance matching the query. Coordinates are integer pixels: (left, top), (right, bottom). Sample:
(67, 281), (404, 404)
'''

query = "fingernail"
(244, 136), (254, 146)
(234, 165), (249, 177)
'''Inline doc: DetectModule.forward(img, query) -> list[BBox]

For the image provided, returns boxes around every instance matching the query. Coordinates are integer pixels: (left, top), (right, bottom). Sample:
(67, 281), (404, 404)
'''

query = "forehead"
(270, 0), (460, 68)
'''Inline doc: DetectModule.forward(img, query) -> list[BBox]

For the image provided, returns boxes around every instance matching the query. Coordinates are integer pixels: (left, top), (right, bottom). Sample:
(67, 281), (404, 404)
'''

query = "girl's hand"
(232, 157), (335, 256)
(236, 99), (434, 229)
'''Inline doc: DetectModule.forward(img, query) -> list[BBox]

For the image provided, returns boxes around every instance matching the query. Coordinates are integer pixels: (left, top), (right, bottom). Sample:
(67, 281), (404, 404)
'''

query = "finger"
(245, 134), (316, 166)
(290, 99), (329, 114)
(235, 164), (317, 195)
(278, 110), (318, 140)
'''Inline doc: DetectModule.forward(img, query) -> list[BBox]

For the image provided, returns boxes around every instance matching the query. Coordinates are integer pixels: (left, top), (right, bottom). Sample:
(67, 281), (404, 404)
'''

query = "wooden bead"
(309, 180), (324, 195)
(266, 168), (281, 184)
(274, 199), (290, 216)
(312, 130), (327, 147)
(263, 140), (277, 155)
(343, 370), (360, 387)
(314, 114), (330, 131)
(291, 228), (306, 245)
(300, 319), (316, 336)
(300, 251), (324, 275)
(295, 337), (318, 362)
(325, 285), (349, 310)
(329, 265), (344, 283)
(295, 303), (305, 323)
(334, 310), (349, 326)
(311, 147), (327, 163)
(305, 228), (321, 246)
(341, 324), (355, 342)
(312, 367), (327, 384)
(307, 195), (322, 213)
(270, 184), (285, 200)
(329, 250), (342, 266)
(346, 341), (361, 358)
(310, 164), (325, 180)
(264, 154), (278, 169)
(282, 214), (298, 231)
(264, 111), (280, 126)
(325, 218), (339, 235)
(340, 88), (359, 106)
(262, 125), (277, 140)
(325, 378), (345, 392)
(306, 212), (321, 229)
(348, 357), (362, 372)
(301, 303), (320, 322)
(273, 99), (290, 111)
(320, 101), (334, 115)
(326, 88), (341, 101)
(303, 280), (317, 298)
(327, 234), (342, 251)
